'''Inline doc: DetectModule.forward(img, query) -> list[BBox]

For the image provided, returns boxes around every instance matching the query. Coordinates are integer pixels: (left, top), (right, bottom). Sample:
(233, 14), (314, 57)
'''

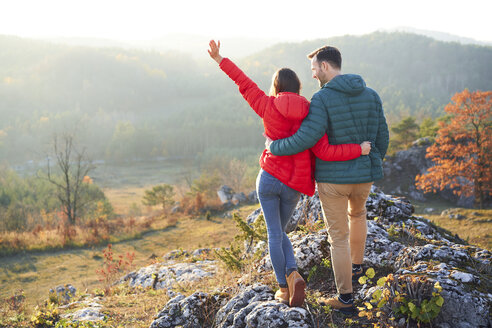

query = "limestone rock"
(217, 185), (255, 206)
(147, 187), (491, 327)
(217, 185), (234, 204)
(378, 143), (432, 201)
(70, 307), (105, 322)
(232, 192), (247, 205)
(120, 260), (217, 290)
(248, 190), (259, 204)
(214, 284), (310, 328)
(256, 231), (330, 276)
(60, 297), (104, 322)
(151, 292), (227, 328)
(49, 284), (76, 304)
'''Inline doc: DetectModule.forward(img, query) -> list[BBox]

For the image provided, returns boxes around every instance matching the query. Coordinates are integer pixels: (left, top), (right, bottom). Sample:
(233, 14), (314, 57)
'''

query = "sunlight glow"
(0, 0), (491, 42)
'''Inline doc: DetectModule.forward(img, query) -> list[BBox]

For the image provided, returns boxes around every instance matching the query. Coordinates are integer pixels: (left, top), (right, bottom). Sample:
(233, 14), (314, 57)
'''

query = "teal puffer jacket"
(270, 74), (389, 184)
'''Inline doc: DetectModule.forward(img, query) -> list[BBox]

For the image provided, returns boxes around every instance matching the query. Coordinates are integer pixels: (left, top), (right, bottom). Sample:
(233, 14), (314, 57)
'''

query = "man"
(267, 46), (389, 313)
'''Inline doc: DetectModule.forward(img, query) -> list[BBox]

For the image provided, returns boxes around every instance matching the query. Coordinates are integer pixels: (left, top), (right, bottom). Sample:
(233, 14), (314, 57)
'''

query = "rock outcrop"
(150, 285), (311, 328)
(214, 285), (310, 328)
(148, 187), (491, 328)
(376, 139), (485, 207)
(378, 139), (433, 202)
(150, 292), (227, 328)
(52, 186), (489, 327)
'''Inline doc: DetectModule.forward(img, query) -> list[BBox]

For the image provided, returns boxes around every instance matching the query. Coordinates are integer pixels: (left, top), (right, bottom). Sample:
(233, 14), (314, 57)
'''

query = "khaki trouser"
(317, 182), (373, 294)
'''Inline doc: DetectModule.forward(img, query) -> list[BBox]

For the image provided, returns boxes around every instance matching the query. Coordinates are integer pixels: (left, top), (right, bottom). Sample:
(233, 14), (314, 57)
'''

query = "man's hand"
(208, 40), (223, 64)
(264, 134), (273, 152)
(360, 141), (371, 155)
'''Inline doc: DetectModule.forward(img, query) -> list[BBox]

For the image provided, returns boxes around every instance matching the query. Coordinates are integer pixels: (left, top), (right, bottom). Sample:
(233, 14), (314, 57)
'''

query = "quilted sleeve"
(311, 134), (362, 161)
(219, 58), (271, 118)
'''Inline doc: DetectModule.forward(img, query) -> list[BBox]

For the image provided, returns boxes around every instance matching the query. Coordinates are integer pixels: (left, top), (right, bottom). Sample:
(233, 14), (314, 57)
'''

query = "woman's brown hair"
(269, 68), (301, 96)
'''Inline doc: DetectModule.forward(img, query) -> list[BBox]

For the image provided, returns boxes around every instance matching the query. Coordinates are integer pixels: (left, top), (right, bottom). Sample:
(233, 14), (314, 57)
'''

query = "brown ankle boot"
(319, 295), (355, 314)
(274, 287), (289, 305)
(286, 271), (305, 307)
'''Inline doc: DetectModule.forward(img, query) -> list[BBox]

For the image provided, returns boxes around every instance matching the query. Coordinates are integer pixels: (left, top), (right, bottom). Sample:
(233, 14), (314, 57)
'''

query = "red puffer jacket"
(219, 58), (361, 196)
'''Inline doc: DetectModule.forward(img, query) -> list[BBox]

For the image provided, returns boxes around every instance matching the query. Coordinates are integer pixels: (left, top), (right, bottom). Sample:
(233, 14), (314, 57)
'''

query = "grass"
(97, 285), (172, 327)
(2, 201), (490, 327)
(0, 212), (171, 257)
(419, 208), (492, 250)
(102, 185), (150, 215)
(2, 170), (490, 328)
(0, 205), (257, 311)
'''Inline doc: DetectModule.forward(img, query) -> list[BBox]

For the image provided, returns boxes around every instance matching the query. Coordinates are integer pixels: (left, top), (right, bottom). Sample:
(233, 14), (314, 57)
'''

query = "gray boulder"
(59, 297), (104, 323)
(217, 185), (234, 204)
(49, 284), (77, 304)
(69, 307), (104, 322)
(248, 190), (259, 203)
(120, 260), (217, 291)
(232, 192), (247, 205)
(378, 143), (432, 201)
(151, 292), (228, 328)
(256, 231), (330, 276)
(214, 284), (310, 328)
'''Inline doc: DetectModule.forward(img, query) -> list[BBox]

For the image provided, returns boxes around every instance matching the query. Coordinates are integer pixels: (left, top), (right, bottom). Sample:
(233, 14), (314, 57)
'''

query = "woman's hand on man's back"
(360, 141), (371, 155)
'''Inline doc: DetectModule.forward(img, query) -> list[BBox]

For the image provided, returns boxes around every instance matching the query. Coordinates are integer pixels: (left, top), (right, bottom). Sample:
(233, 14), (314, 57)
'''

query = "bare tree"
(220, 158), (248, 193)
(44, 134), (94, 225)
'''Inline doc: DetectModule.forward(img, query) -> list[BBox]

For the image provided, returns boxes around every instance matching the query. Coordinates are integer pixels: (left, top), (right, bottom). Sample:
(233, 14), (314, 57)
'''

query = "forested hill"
(0, 32), (491, 164)
(239, 32), (492, 120)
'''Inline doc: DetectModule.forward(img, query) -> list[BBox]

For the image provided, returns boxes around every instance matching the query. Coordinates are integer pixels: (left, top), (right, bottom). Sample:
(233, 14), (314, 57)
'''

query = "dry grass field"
(0, 204), (258, 311)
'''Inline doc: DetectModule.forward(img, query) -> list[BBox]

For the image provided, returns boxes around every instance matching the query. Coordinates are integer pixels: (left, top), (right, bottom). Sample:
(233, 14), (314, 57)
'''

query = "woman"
(208, 40), (370, 307)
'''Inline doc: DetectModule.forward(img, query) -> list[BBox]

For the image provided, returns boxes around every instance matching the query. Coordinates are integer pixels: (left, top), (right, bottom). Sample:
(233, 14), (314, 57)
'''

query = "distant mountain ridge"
(382, 26), (492, 46)
(39, 28), (492, 57)
(41, 33), (287, 60)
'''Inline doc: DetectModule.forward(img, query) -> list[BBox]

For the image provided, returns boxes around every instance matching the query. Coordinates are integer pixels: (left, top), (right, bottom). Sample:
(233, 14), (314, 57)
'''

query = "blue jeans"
(256, 169), (301, 286)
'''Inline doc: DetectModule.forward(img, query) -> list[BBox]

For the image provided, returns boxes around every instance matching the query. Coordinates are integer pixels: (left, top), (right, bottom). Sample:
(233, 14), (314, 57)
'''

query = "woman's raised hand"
(208, 40), (223, 64)
(360, 141), (371, 155)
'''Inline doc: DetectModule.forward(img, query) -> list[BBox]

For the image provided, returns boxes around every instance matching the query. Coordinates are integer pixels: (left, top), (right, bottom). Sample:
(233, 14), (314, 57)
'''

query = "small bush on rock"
(214, 212), (267, 272)
(359, 273), (444, 325)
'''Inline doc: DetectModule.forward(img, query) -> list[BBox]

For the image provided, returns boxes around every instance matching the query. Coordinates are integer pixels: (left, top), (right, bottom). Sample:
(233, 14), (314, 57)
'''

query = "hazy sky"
(1, 0), (491, 42)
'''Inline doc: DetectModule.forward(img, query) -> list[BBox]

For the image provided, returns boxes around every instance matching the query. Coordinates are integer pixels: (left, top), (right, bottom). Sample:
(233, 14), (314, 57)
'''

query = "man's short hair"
(307, 46), (342, 69)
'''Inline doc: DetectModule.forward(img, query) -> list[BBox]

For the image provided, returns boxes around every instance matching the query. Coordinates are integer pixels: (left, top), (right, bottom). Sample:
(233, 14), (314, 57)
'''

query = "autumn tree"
(416, 89), (492, 208)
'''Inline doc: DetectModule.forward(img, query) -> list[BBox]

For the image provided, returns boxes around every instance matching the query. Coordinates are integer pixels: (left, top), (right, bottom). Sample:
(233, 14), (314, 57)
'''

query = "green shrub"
(359, 272), (444, 325)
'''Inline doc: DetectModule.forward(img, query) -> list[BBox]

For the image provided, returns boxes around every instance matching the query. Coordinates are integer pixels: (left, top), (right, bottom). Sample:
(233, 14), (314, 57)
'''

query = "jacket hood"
(273, 92), (310, 120)
(324, 74), (366, 96)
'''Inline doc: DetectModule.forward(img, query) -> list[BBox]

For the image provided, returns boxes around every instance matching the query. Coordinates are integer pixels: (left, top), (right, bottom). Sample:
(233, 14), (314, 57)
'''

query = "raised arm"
(269, 92), (328, 156)
(208, 40), (270, 118)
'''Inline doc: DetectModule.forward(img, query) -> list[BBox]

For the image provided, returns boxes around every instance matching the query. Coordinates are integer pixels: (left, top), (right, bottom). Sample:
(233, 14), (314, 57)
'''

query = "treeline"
(387, 116), (440, 155)
(1, 32), (491, 164)
(0, 167), (112, 232)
